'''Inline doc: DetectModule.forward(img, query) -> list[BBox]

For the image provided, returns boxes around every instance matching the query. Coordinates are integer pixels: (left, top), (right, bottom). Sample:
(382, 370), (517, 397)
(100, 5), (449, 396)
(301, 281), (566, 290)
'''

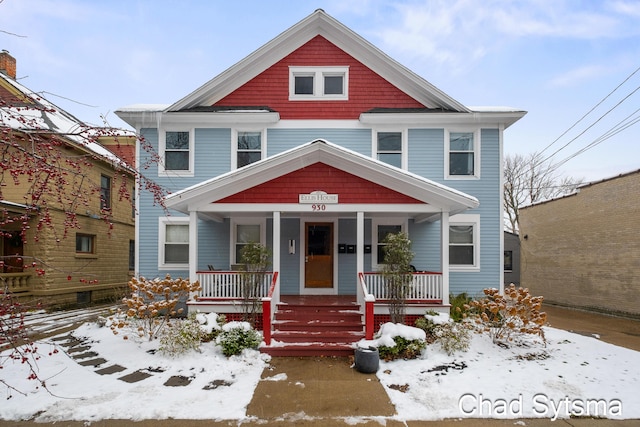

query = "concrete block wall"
(519, 170), (640, 318)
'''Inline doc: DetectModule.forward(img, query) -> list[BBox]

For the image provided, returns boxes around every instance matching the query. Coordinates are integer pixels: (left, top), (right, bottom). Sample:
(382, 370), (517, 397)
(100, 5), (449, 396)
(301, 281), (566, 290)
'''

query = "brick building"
(519, 169), (640, 318)
(1, 51), (135, 307)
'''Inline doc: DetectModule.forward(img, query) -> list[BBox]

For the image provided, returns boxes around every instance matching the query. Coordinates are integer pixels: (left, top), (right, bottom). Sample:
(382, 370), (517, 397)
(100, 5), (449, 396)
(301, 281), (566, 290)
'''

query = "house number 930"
(311, 204), (326, 211)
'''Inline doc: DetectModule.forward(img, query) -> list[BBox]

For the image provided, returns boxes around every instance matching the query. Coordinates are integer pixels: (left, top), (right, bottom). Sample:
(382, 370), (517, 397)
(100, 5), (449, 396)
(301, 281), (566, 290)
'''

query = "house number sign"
(299, 191), (338, 212)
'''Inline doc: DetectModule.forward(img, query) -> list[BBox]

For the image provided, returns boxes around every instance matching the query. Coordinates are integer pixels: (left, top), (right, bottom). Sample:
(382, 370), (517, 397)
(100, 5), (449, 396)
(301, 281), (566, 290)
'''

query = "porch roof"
(165, 139), (479, 219)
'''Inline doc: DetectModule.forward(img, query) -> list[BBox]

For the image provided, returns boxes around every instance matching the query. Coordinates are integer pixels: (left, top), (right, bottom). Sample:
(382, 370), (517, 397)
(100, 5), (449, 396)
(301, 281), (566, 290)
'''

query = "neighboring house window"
(232, 219), (265, 264)
(129, 240), (135, 271)
(160, 130), (194, 176)
(76, 234), (95, 254)
(504, 250), (513, 272)
(376, 131), (403, 168)
(159, 217), (189, 268)
(449, 214), (480, 270)
(100, 175), (111, 211)
(447, 130), (479, 178)
(372, 219), (406, 268)
(289, 66), (349, 100)
(236, 131), (263, 168)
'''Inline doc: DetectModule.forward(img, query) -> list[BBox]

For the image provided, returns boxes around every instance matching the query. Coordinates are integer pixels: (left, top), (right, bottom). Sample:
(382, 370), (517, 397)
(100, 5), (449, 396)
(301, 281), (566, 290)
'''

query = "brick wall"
(519, 170), (640, 318)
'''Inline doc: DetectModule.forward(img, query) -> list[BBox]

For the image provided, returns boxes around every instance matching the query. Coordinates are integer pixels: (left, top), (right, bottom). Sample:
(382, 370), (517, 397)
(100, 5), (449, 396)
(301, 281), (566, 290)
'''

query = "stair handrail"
(357, 272), (375, 340)
(261, 271), (279, 345)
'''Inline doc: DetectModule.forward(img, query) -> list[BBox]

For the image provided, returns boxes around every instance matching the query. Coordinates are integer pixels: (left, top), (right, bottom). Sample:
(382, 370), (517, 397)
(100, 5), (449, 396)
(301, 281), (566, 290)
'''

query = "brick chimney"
(0, 50), (17, 79)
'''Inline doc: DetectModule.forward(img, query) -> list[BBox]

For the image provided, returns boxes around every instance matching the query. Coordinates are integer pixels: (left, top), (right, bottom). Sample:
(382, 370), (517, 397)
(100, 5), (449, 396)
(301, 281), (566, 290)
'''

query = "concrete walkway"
(1, 304), (638, 426)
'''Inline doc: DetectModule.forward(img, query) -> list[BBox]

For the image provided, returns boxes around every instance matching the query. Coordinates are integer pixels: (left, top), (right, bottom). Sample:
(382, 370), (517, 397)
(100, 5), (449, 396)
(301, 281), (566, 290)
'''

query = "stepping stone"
(50, 335), (73, 342)
(59, 339), (84, 348)
(119, 370), (152, 383)
(164, 375), (193, 387)
(67, 345), (92, 354)
(95, 364), (127, 375)
(77, 357), (107, 367)
(72, 351), (99, 360)
(203, 379), (232, 390)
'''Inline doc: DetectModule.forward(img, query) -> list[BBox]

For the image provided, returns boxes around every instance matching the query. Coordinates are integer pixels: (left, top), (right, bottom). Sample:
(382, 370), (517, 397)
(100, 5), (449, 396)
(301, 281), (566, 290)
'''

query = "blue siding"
(408, 128), (444, 179)
(279, 218), (300, 294)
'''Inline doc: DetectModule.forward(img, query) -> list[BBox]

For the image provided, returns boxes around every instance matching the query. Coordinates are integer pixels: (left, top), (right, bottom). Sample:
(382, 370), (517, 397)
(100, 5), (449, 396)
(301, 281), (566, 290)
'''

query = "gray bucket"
(354, 346), (379, 373)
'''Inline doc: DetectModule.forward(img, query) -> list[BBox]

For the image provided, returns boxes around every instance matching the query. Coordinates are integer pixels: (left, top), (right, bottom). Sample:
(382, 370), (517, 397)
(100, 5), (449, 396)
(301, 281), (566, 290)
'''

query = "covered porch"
(165, 140), (479, 353)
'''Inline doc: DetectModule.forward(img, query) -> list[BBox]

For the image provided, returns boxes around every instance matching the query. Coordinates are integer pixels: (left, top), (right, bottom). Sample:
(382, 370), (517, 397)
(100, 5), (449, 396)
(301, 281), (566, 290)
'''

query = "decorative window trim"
(372, 218), (407, 270)
(158, 216), (189, 269)
(372, 129), (407, 169)
(231, 128), (266, 170)
(445, 129), (480, 179)
(231, 218), (266, 264)
(158, 128), (195, 177)
(289, 66), (349, 101)
(449, 214), (480, 271)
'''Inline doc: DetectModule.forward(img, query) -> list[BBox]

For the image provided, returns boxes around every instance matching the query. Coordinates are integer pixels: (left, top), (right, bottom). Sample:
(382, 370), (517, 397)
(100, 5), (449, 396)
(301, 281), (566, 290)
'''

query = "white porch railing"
(362, 271), (443, 301)
(196, 271), (274, 299)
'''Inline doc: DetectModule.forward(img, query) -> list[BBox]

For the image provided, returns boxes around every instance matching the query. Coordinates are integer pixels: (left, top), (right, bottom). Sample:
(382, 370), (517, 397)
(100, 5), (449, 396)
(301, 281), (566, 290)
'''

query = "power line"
(538, 64), (640, 158)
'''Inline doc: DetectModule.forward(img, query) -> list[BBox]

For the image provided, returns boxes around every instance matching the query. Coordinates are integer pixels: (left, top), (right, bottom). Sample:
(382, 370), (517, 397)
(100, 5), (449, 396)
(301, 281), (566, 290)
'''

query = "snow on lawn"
(377, 326), (640, 421)
(1, 321), (269, 422)
(1, 317), (639, 422)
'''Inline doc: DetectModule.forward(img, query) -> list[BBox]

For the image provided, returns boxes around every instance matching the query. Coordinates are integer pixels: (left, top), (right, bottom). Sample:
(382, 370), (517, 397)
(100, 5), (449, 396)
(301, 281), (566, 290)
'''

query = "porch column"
(356, 211), (364, 274)
(189, 210), (198, 284)
(272, 211), (281, 276)
(440, 211), (450, 305)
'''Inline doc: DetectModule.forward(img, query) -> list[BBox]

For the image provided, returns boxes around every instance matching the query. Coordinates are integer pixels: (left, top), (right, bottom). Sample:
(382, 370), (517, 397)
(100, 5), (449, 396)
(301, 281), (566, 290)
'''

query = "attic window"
(289, 66), (348, 100)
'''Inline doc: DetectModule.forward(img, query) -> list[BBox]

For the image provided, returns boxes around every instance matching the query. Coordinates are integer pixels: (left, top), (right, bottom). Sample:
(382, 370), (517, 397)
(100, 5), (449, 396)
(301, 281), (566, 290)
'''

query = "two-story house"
(116, 10), (525, 355)
(0, 50), (136, 308)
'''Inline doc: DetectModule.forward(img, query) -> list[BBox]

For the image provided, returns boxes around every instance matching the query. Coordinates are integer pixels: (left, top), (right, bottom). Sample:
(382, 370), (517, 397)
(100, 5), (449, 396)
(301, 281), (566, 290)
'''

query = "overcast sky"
(1, 0), (639, 182)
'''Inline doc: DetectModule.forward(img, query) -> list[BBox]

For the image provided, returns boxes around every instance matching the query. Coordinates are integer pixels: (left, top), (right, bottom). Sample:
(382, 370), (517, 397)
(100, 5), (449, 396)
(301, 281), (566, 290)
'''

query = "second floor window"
(100, 175), (111, 210)
(448, 131), (476, 176)
(165, 131), (190, 171)
(377, 132), (402, 168)
(237, 132), (262, 168)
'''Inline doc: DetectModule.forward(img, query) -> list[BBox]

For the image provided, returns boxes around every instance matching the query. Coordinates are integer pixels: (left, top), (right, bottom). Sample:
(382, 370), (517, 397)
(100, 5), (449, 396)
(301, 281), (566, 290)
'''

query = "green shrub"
(216, 322), (262, 357)
(378, 336), (426, 361)
(449, 292), (472, 322)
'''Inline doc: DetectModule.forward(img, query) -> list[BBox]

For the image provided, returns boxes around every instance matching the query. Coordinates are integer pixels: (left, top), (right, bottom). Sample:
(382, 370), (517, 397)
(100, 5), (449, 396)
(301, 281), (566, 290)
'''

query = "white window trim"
(231, 218), (267, 264)
(231, 128), (267, 170)
(445, 128), (480, 179)
(449, 214), (480, 272)
(372, 129), (407, 169)
(158, 216), (190, 269)
(158, 128), (195, 177)
(289, 66), (349, 101)
(372, 218), (408, 271)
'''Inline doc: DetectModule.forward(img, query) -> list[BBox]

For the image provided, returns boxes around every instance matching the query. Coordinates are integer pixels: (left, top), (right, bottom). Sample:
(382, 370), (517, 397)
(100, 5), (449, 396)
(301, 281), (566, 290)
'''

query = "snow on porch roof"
(164, 139), (479, 215)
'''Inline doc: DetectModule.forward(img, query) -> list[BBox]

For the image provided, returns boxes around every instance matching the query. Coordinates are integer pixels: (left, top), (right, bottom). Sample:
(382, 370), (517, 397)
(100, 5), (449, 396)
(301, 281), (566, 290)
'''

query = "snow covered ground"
(1, 314), (639, 422)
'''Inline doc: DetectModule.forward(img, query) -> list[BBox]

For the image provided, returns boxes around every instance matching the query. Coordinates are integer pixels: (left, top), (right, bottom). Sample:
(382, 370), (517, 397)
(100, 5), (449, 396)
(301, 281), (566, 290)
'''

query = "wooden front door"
(305, 223), (333, 288)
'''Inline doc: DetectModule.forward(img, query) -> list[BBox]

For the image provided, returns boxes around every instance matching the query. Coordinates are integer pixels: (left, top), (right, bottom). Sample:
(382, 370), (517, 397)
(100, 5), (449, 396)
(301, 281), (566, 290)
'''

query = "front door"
(305, 223), (333, 288)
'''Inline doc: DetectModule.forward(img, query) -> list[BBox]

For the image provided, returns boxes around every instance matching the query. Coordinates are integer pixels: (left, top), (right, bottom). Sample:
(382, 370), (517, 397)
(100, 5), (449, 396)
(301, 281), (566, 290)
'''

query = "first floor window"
(76, 234), (95, 254)
(161, 219), (189, 266)
(235, 224), (261, 263)
(129, 240), (135, 271)
(504, 250), (513, 272)
(237, 131), (262, 168)
(449, 225), (474, 265)
(375, 224), (403, 265)
(448, 131), (476, 176)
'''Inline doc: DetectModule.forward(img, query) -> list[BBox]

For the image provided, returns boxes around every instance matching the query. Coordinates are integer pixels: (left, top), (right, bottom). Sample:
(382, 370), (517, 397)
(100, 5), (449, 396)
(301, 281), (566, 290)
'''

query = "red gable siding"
(216, 162), (423, 204)
(214, 36), (425, 119)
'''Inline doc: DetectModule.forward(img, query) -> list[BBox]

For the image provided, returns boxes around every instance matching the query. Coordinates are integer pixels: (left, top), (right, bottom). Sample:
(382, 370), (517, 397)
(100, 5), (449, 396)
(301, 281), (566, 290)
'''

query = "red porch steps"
(260, 295), (365, 357)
